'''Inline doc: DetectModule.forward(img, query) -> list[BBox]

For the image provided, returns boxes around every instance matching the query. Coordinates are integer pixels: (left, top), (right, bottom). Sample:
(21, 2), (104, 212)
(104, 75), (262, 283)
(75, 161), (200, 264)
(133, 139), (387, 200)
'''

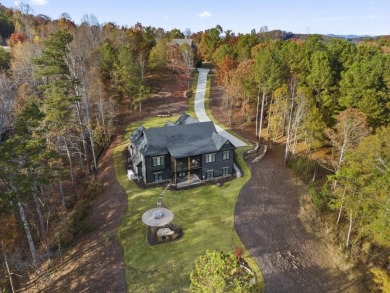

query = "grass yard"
(114, 116), (263, 292)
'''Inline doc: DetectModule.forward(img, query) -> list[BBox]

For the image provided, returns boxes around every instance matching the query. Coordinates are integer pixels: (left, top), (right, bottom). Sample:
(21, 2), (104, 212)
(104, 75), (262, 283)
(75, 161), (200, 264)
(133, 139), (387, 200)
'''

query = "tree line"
(0, 4), (197, 291)
(0, 4), (388, 291)
(201, 25), (389, 291)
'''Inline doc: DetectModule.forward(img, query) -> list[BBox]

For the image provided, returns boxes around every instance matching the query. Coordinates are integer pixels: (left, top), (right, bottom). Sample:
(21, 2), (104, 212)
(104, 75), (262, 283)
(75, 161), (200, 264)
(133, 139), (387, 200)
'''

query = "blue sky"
(2, 0), (390, 35)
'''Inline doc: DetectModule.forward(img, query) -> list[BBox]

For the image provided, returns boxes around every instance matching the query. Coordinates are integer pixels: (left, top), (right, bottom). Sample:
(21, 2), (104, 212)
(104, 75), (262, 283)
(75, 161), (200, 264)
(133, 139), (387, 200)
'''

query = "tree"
(134, 84), (151, 116)
(339, 54), (389, 127)
(0, 102), (59, 267)
(166, 42), (195, 89)
(280, 40), (309, 162)
(0, 9), (14, 43)
(148, 39), (167, 70)
(325, 108), (370, 235)
(190, 250), (255, 293)
(0, 72), (15, 141)
(325, 108), (370, 173)
(198, 25), (223, 61)
(306, 50), (336, 122)
(329, 126), (390, 247)
(253, 44), (283, 141)
(0, 47), (11, 71)
(168, 28), (184, 39)
(114, 45), (141, 106)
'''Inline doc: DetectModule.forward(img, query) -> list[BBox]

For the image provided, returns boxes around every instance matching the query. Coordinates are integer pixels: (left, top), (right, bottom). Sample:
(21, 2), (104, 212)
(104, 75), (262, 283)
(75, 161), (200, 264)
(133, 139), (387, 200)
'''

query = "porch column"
(174, 158), (177, 185)
(188, 157), (191, 185)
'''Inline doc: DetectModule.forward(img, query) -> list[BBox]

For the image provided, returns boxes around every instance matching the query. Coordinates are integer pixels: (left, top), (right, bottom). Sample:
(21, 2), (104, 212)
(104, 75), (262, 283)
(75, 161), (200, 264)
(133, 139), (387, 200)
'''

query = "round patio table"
(142, 207), (174, 227)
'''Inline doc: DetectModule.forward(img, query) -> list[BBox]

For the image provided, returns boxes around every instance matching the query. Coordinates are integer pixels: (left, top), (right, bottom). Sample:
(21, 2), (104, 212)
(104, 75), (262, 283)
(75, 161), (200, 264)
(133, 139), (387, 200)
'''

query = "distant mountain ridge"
(326, 34), (373, 39)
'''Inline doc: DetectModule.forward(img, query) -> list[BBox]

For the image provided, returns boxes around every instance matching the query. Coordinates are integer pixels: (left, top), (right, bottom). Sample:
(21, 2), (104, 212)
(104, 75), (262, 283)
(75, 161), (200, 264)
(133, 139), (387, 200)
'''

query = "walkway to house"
(194, 68), (247, 148)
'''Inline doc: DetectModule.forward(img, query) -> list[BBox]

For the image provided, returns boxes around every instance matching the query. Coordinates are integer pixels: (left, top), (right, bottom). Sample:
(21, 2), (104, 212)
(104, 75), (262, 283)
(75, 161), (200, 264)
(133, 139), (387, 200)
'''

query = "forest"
(0, 3), (389, 292)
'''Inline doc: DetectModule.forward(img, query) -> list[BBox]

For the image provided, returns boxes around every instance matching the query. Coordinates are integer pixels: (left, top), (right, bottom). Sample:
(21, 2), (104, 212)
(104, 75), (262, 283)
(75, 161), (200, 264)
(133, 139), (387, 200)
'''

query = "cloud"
(13, 0), (21, 6)
(29, 0), (48, 5)
(198, 10), (212, 18)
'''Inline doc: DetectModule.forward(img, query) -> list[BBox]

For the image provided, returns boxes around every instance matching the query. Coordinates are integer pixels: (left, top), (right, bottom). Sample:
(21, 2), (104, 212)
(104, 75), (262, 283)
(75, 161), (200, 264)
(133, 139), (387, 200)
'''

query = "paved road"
(194, 68), (247, 147)
(235, 145), (359, 293)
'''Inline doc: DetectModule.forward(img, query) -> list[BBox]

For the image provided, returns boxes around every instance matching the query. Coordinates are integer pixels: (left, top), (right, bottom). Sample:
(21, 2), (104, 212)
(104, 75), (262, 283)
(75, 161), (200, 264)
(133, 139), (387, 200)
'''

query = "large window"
(154, 172), (163, 181)
(152, 156), (165, 167)
(206, 170), (214, 179)
(222, 151), (230, 160)
(222, 167), (229, 176)
(205, 153), (216, 163)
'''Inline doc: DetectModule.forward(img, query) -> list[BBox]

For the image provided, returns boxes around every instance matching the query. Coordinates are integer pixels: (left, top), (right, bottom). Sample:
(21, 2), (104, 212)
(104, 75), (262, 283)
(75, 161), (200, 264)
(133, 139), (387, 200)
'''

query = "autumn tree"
(166, 42), (195, 89)
(328, 126), (389, 248)
(0, 102), (59, 267)
(325, 108), (370, 174)
(198, 25), (223, 61)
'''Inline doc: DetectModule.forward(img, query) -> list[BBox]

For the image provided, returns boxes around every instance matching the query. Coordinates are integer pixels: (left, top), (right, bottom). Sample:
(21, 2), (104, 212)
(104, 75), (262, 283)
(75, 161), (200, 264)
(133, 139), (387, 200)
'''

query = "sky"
(1, 0), (390, 36)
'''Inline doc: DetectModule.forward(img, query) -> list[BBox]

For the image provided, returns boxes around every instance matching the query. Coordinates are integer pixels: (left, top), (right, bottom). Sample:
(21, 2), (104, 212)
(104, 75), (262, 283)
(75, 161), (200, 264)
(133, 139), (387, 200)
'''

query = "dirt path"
(235, 145), (360, 292)
(209, 77), (360, 293)
(23, 134), (128, 293)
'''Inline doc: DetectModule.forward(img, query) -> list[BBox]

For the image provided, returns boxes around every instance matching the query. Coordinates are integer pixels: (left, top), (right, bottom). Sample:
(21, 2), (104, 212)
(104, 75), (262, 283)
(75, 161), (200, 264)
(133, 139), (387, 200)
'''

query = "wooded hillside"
(0, 4), (389, 292)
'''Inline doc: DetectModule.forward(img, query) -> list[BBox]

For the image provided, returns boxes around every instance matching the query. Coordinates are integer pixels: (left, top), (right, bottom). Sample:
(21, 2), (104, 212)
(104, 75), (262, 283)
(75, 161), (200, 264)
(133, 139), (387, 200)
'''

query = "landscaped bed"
(114, 115), (264, 292)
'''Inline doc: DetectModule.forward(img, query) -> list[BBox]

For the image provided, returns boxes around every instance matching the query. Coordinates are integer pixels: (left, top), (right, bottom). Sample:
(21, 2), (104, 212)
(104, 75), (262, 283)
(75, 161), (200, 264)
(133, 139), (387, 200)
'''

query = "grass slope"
(114, 74), (263, 292)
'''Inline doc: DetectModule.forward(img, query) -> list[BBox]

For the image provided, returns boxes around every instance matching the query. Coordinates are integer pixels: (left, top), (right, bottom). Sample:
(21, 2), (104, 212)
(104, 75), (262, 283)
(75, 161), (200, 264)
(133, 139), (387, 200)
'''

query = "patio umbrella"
(142, 207), (174, 227)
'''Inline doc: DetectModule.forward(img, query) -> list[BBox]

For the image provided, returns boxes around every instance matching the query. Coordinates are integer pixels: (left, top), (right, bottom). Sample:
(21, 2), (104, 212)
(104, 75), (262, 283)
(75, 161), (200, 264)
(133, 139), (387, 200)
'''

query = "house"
(128, 113), (235, 187)
(169, 38), (194, 47)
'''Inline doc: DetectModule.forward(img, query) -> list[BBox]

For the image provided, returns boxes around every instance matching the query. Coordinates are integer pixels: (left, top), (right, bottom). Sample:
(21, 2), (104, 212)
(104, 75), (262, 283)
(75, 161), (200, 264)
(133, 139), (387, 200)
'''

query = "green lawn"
(114, 72), (264, 292)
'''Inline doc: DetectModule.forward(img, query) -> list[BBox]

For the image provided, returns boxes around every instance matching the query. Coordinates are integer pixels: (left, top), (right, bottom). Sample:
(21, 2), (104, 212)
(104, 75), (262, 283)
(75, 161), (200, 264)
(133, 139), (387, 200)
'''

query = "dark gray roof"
(131, 114), (232, 158)
(174, 113), (198, 125)
(170, 39), (193, 47)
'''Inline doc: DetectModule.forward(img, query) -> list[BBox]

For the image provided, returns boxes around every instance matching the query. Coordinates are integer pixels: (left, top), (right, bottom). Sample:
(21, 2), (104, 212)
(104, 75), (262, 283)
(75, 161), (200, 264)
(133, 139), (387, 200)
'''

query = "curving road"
(194, 68), (247, 147)
(234, 144), (360, 293)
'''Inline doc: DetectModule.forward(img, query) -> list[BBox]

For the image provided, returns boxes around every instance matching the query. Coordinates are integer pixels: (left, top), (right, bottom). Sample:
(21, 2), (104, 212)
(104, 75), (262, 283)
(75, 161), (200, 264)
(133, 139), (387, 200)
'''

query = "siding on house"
(129, 113), (236, 186)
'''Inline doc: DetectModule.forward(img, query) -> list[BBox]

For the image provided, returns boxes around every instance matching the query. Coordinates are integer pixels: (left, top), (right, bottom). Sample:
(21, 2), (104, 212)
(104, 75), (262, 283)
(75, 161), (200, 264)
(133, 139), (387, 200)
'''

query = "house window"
(178, 171), (186, 178)
(223, 151), (230, 160)
(206, 170), (214, 179)
(152, 156), (165, 167)
(222, 167), (229, 176)
(154, 172), (163, 182)
(205, 153), (216, 163)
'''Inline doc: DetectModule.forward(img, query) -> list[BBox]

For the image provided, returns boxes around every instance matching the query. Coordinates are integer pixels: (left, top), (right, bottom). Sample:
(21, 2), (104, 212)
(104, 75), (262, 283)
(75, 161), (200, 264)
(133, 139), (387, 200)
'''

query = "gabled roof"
(174, 113), (198, 125)
(170, 39), (193, 47)
(131, 114), (233, 158)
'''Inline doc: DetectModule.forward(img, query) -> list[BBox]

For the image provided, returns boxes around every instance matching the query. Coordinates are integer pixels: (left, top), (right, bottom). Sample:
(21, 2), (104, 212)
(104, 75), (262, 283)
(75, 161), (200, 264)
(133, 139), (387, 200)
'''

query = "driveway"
(234, 144), (360, 293)
(194, 68), (247, 147)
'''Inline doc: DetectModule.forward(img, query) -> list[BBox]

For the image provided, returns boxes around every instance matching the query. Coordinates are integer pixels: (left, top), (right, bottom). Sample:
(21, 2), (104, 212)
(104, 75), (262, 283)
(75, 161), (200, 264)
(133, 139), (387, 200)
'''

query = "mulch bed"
(146, 224), (183, 246)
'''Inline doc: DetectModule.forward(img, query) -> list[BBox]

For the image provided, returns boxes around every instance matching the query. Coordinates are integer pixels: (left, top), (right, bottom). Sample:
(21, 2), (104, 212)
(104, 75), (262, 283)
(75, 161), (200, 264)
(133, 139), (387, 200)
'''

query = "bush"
(69, 201), (92, 238)
(310, 183), (328, 212)
(87, 179), (103, 198)
(190, 250), (255, 293)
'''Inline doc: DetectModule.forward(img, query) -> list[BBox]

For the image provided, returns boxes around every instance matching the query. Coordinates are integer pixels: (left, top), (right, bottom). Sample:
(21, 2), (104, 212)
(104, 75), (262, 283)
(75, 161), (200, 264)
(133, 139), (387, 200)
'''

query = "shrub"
(87, 179), (103, 198)
(190, 250), (255, 293)
(69, 201), (92, 238)
(310, 183), (328, 212)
